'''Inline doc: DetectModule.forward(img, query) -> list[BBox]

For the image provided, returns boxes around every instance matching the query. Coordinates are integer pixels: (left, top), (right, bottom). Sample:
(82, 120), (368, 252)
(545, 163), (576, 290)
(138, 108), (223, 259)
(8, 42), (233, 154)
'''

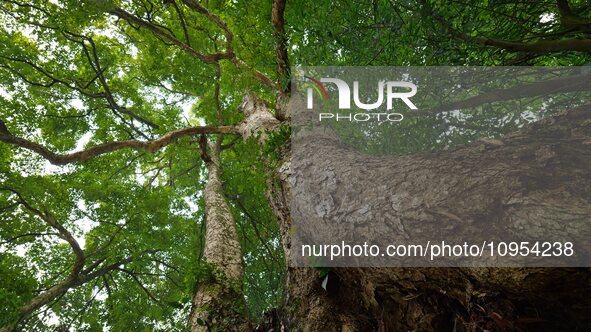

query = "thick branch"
(14, 252), (156, 330)
(557, 0), (591, 31)
(0, 216), (158, 332)
(0, 124), (237, 165)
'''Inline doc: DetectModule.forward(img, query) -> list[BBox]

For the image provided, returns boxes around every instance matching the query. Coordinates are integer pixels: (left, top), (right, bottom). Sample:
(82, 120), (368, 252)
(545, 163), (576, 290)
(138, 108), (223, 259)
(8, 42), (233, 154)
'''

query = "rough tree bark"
(265, 101), (591, 331)
(188, 95), (279, 331)
(189, 138), (247, 331)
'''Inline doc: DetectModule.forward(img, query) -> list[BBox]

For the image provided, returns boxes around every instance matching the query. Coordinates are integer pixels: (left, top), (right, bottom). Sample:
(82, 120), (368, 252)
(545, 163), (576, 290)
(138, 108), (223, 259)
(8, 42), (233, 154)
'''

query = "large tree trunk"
(269, 104), (591, 331)
(190, 139), (246, 331)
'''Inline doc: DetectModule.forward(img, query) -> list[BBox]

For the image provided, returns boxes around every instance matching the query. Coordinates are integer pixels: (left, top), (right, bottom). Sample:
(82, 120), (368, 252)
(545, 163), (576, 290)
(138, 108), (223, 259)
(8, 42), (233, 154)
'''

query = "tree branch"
(179, 0), (234, 52)
(108, 7), (233, 64)
(557, 0), (591, 31)
(231, 58), (275, 88)
(62, 31), (160, 130)
(1, 188), (85, 277)
(473, 36), (591, 53)
(427, 3), (591, 54)
(169, 0), (192, 46)
(272, 0), (290, 93)
(0, 189), (85, 328)
(81, 251), (159, 282)
(117, 268), (162, 305)
(0, 232), (58, 245)
(428, 72), (591, 113)
(108, 3), (275, 90)
(0, 124), (237, 165)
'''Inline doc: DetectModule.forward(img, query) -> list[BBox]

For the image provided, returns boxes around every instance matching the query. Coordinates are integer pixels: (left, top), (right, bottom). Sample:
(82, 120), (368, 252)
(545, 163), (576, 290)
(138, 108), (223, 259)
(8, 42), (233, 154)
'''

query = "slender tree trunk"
(190, 139), (246, 331)
(188, 95), (280, 331)
(269, 105), (591, 331)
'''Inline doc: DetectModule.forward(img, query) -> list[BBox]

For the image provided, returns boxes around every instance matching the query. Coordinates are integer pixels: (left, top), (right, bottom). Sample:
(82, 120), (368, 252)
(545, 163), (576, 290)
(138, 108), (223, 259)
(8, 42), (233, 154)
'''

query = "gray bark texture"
(190, 140), (246, 332)
(267, 103), (591, 331)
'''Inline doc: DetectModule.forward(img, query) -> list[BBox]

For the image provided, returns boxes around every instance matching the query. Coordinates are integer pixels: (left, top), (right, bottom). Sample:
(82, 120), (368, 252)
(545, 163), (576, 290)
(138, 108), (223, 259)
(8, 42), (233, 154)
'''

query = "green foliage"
(0, 254), (38, 327)
(263, 124), (291, 161)
(0, 0), (284, 329)
(220, 137), (285, 319)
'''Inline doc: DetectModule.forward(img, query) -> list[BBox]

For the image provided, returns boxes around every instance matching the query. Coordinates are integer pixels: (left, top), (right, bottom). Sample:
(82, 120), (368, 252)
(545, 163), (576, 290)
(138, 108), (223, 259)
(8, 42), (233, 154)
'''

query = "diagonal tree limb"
(0, 232), (58, 245)
(169, 0), (192, 46)
(0, 188), (85, 278)
(179, 0), (234, 51)
(0, 56), (105, 98)
(108, 7), (233, 64)
(116, 268), (163, 305)
(107, 4), (275, 89)
(231, 58), (275, 88)
(0, 197), (160, 332)
(62, 31), (160, 130)
(0, 189), (85, 329)
(81, 250), (160, 282)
